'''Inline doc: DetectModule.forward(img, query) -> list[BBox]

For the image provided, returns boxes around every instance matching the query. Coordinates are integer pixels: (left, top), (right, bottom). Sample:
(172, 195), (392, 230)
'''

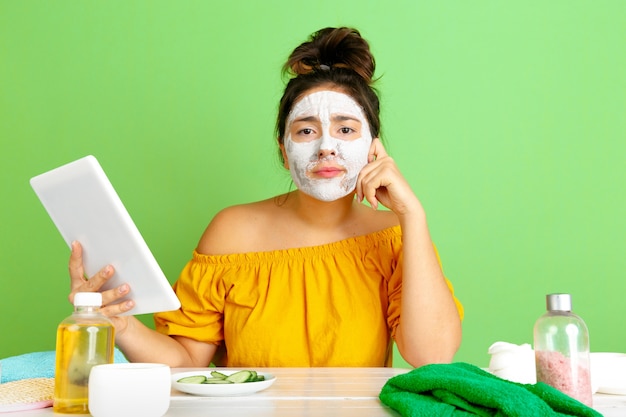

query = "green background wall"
(1, 1), (624, 368)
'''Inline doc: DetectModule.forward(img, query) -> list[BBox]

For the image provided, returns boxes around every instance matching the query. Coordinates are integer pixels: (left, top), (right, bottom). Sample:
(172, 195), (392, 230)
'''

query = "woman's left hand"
(356, 138), (421, 217)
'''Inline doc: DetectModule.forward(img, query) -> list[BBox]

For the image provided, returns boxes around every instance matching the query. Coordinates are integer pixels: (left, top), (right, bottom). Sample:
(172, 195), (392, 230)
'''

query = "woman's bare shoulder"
(354, 203), (400, 232)
(196, 198), (280, 255)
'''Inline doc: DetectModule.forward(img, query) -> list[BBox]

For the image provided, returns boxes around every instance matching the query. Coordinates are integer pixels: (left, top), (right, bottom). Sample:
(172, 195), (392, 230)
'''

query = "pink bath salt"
(535, 350), (592, 406)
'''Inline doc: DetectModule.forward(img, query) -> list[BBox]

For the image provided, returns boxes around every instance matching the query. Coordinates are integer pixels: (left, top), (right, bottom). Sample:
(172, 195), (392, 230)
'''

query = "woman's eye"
(299, 128), (314, 135)
(339, 127), (355, 134)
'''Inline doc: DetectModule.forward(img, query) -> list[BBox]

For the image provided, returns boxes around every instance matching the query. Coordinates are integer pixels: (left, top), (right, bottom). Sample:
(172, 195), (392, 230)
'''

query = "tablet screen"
(30, 155), (181, 315)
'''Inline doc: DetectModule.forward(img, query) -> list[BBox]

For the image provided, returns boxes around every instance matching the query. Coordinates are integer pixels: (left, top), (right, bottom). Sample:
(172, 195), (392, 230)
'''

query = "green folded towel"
(379, 362), (602, 417)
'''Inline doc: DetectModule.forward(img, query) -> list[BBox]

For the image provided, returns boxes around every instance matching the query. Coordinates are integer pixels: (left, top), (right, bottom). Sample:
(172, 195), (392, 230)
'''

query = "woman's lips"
(312, 165), (345, 178)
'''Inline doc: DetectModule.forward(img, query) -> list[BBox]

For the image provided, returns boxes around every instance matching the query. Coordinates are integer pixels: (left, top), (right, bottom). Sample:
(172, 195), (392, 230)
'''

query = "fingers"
(358, 138), (389, 209)
(68, 241), (135, 315)
(359, 167), (388, 210)
(100, 288), (135, 317)
(69, 241), (115, 292)
(70, 275), (135, 316)
(69, 241), (116, 292)
(367, 138), (387, 163)
(357, 139), (419, 214)
(68, 241), (87, 289)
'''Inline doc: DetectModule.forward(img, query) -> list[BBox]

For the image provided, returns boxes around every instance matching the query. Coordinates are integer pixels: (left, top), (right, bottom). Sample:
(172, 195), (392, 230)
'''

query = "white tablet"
(30, 155), (181, 316)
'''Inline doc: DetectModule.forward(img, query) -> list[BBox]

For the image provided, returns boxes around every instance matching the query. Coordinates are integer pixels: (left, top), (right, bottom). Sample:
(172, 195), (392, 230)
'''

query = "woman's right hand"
(68, 241), (136, 334)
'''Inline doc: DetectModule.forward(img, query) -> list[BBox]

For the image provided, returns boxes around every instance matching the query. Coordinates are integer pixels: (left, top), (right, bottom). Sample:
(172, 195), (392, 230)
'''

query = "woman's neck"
(286, 190), (359, 229)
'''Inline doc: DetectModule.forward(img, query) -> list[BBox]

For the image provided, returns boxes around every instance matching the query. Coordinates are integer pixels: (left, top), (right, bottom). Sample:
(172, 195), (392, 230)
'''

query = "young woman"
(68, 27), (463, 368)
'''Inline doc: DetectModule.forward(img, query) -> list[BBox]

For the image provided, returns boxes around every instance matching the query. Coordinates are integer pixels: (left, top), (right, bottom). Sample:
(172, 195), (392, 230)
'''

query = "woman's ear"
(279, 142), (289, 169)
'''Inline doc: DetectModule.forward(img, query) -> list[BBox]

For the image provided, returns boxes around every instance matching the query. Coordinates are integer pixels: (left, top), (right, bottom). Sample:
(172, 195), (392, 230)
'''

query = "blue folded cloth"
(379, 362), (602, 417)
(0, 349), (128, 383)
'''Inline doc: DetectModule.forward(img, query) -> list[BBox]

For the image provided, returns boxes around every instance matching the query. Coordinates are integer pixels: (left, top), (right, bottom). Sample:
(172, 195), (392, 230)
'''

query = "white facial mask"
(284, 90), (373, 201)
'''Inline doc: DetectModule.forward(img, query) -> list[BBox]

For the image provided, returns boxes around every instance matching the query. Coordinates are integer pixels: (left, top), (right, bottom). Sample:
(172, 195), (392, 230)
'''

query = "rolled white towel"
(487, 341), (536, 384)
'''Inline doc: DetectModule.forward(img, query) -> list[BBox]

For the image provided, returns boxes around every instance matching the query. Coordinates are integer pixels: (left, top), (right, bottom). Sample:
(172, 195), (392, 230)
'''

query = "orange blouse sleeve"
(384, 242), (464, 341)
(154, 252), (228, 344)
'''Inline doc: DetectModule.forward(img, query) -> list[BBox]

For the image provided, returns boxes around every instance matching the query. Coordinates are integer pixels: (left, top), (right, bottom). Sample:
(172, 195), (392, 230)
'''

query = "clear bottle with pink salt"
(533, 293), (592, 406)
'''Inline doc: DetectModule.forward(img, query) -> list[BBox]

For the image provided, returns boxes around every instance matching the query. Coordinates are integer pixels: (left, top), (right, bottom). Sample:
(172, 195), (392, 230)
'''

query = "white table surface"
(8, 367), (626, 416)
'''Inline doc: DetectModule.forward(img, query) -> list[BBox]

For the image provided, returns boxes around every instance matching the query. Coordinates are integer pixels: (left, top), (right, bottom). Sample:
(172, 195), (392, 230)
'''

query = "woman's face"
(282, 89), (373, 201)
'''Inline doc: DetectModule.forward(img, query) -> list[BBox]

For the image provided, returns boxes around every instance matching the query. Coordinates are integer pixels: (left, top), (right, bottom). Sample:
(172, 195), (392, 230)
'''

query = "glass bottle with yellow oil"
(53, 292), (115, 414)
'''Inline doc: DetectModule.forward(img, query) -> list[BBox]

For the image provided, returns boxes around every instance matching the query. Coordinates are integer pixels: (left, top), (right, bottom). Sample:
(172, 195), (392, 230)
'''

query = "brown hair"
(276, 27), (380, 162)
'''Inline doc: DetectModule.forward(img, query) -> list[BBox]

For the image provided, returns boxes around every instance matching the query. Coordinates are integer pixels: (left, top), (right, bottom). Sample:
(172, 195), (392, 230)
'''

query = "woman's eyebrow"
(293, 115), (319, 123)
(332, 115), (361, 123)
(292, 114), (360, 124)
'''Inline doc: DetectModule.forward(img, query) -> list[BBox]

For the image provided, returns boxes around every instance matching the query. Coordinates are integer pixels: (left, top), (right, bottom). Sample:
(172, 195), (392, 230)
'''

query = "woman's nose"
(318, 148), (336, 158)
(318, 134), (337, 158)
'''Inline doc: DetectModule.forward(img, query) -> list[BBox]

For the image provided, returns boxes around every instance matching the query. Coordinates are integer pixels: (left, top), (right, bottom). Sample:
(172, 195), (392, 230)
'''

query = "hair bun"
(285, 27), (376, 84)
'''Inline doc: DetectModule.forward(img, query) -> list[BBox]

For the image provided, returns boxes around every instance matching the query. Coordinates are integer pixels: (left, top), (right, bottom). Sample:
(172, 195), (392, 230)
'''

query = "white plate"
(171, 370), (276, 397)
(597, 385), (626, 396)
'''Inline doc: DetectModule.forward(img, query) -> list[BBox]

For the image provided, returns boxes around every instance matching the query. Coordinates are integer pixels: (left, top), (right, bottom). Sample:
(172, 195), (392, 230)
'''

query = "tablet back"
(30, 155), (181, 315)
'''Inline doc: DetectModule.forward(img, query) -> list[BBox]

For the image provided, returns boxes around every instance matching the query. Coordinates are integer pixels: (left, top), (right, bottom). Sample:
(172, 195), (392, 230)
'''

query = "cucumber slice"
(225, 370), (253, 383)
(176, 370), (265, 385)
(177, 375), (207, 384)
(246, 371), (265, 382)
(202, 379), (233, 384)
(210, 371), (228, 380)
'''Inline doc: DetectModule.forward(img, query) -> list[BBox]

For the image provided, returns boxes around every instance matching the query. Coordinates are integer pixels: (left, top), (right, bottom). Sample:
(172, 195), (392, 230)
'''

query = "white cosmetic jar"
(88, 363), (171, 417)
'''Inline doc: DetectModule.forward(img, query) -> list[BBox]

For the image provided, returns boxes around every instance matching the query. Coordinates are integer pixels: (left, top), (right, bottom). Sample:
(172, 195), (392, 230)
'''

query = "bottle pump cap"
(546, 293), (572, 312)
(74, 292), (103, 307)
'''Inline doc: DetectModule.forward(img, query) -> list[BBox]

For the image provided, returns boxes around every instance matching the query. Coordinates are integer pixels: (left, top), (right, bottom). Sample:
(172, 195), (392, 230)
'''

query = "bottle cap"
(74, 292), (103, 307)
(546, 293), (572, 311)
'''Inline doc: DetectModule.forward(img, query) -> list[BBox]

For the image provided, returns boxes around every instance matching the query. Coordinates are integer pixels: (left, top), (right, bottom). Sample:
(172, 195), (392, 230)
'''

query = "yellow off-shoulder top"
(154, 225), (463, 367)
